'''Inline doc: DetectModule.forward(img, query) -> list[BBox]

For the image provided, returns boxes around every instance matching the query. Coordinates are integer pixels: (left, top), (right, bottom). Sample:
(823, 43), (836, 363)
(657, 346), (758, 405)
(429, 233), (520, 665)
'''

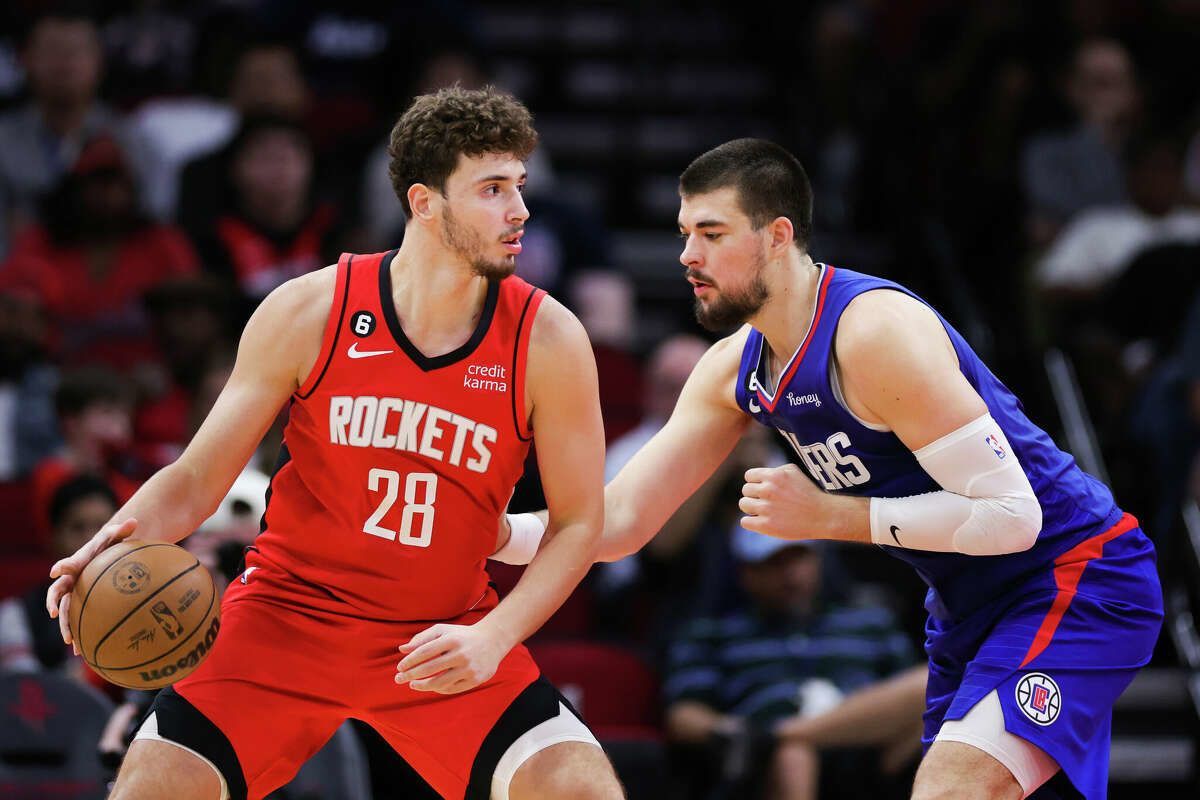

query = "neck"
(749, 250), (821, 370)
(65, 438), (104, 470)
(37, 98), (90, 138)
(388, 227), (491, 353)
(243, 193), (307, 232)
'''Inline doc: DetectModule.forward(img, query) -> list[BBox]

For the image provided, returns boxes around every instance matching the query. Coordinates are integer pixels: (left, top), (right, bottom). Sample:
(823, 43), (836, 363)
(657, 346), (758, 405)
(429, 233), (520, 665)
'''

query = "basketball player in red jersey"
(45, 87), (623, 800)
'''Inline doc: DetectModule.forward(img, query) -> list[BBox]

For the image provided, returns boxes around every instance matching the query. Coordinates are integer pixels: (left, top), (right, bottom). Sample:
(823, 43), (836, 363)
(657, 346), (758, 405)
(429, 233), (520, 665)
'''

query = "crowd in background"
(2, 1), (1199, 798)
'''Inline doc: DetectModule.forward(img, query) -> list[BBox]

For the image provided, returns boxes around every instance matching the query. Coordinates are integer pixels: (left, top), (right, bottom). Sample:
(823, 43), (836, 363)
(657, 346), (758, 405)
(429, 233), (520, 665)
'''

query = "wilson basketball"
(68, 539), (221, 690)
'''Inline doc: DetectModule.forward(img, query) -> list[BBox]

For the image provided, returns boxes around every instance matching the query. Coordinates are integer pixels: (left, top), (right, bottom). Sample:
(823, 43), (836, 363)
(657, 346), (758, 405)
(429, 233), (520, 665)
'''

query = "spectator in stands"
(133, 276), (235, 470)
(1129, 287), (1200, 548)
(30, 367), (140, 542)
(187, 115), (344, 314)
(0, 288), (58, 481)
(0, 9), (162, 255)
(572, 270), (643, 443)
(0, 135), (199, 369)
(0, 474), (116, 671)
(1021, 38), (1140, 246)
(171, 37), (313, 232)
(663, 528), (918, 800)
(1036, 130), (1200, 299)
(1035, 131), (1200, 434)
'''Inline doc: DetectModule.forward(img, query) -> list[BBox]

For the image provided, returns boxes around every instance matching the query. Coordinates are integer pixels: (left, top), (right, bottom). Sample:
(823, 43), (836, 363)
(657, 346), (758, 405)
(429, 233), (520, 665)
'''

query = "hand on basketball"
(739, 464), (824, 538)
(395, 622), (506, 694)
(46, 518), (138, 652)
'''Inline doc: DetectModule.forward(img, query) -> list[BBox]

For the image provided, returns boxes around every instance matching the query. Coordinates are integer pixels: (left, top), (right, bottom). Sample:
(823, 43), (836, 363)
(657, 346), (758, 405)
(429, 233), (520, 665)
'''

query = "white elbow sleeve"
(869, 414), (1042, 556)
(491, 513), (546, 565)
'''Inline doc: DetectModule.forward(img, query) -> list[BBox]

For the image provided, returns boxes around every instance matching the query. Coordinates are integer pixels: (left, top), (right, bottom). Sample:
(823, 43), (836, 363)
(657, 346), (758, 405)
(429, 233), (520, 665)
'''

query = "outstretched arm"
(494, 329), (753, 564)
(600, 332), (752, 560)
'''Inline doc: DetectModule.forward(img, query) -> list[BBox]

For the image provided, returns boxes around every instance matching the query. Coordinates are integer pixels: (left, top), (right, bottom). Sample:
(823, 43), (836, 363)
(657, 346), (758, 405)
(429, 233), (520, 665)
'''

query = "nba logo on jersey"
(984, 434), (1007, 460)
(1016, 672), (1061, 725)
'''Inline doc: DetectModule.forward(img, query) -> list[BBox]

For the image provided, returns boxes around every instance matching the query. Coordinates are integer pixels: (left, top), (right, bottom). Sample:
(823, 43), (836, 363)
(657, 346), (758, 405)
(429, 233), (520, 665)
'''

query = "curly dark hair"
(387, 85), (538, 218)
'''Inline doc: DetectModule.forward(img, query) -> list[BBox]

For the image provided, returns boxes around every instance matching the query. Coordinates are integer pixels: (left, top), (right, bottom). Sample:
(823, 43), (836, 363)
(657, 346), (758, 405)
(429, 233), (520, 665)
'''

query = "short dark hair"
(49, 473), (116, 529)
(54, 366), (131, 419)
(228, 113), (311, 161)
(679, 138), (813, 250)
(18, 4), (98, 49)
(387, 85), (537, 218)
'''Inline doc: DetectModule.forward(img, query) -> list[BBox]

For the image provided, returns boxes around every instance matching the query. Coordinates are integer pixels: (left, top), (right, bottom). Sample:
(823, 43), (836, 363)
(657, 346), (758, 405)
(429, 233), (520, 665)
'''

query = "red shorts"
(168, 562), (540, 799)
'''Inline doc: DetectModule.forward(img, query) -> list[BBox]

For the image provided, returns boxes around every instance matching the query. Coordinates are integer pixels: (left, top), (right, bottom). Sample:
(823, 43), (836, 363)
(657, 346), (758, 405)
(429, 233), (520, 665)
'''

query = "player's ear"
(769, 216), (794, 253)
(408, 183), (436, 221)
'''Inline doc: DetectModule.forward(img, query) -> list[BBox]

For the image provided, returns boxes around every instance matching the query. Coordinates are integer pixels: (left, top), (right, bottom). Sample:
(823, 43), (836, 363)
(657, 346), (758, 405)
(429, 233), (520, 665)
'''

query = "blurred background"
(1, 1), (1199, 798)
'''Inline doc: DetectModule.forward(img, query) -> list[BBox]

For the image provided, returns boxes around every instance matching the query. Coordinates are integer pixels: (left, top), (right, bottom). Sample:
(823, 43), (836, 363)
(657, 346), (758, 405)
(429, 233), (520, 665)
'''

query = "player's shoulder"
(838, 288), (943, 355)
(527, 292), (588, 351)
(256, 265), (338, 322)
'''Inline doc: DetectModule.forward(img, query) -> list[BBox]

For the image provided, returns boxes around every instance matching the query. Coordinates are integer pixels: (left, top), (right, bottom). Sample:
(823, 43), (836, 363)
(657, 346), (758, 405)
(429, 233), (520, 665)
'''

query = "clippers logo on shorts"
(1015, 672), (1061, 725)
(985, 434), (1007, 460)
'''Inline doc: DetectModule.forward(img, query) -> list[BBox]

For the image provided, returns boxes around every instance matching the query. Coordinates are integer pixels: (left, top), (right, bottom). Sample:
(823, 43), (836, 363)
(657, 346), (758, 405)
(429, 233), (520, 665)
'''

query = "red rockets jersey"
(251, 250), (544, 621)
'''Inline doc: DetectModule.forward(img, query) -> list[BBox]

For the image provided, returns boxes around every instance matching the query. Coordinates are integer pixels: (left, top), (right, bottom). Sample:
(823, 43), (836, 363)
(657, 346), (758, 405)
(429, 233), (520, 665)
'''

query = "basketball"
(67, 539), (221, 690)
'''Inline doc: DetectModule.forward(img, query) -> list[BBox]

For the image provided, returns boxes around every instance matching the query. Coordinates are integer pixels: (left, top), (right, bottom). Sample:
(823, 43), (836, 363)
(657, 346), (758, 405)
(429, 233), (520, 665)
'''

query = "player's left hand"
(395, 622), (507, 694)
(739, 464), (827, 538)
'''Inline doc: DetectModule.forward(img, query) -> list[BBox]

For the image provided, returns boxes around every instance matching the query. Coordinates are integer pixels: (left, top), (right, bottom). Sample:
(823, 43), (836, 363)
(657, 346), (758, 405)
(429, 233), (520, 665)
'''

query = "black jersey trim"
(257, 439), (292, 536)
(510, 286), (541, 442)
(297, 255), (353, 400)
(378, 249), (500, 372)
(144, 687), (248, 800)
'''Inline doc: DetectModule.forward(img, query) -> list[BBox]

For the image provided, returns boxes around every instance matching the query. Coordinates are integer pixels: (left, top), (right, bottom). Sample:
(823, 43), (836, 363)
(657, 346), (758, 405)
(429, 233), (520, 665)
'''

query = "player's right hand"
(46, 518), (138, 653)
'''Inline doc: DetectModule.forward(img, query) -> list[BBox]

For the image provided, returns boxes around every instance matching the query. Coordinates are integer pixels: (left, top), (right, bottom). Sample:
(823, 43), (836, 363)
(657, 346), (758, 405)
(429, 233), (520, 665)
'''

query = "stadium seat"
(527, 641), (668, 797)
(0, 671), (115, 800)
(526, 640), (662, 740)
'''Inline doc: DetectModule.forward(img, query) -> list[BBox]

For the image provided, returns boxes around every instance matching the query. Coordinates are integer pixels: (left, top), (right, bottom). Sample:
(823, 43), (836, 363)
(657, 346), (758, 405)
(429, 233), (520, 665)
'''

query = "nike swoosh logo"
(347, 343), (394, 359)
(889, 525), (902, 545)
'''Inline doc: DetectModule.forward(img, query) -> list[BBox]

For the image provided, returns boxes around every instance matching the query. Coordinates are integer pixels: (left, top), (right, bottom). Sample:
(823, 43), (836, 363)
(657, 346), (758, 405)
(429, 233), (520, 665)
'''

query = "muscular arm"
(495, 331), (752, 564)
(740, 290), (1041, 555)
(477, 297), (606, 649)
(92, 272), (330, 542)
(599, 330), (752, 561)
(47, 268), (334, 637)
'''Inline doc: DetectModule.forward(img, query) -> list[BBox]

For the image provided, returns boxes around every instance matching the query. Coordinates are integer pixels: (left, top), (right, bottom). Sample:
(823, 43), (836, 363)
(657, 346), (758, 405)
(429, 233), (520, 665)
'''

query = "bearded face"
(692, 245), (771, 332)
(440, 201), (519, 280)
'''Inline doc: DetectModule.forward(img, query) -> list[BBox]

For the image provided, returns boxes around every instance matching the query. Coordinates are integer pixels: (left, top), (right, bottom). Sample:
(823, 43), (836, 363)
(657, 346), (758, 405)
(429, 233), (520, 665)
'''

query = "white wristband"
(491, 513), (546, 565)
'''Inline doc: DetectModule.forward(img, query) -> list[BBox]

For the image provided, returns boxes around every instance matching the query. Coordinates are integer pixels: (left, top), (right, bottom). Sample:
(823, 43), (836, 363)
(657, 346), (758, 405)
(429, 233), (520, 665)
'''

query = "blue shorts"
(923, 514), (1163, 799)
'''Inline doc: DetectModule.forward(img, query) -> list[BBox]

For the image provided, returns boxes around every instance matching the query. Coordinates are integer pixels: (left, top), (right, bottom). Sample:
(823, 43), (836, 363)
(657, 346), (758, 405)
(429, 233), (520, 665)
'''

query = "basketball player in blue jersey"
(493, 139), (1163, 799)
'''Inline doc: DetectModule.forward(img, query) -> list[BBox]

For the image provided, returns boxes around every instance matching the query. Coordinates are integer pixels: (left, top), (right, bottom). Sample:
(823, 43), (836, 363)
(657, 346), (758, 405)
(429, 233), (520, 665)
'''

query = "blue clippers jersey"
(733, 265), (1122, 621)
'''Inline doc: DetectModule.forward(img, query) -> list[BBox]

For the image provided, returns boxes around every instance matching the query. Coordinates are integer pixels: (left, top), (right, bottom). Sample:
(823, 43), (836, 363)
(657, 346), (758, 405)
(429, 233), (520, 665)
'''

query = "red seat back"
(526, 640), (662, 740)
